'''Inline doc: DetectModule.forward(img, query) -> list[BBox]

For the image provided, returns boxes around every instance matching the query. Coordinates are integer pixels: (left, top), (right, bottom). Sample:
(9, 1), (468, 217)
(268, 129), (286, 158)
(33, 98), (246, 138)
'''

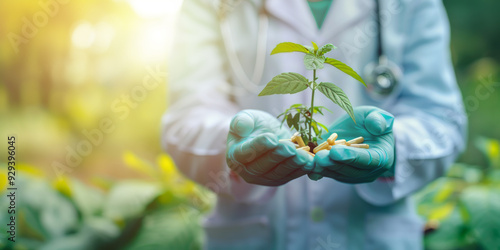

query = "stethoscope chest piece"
(364, 56), (401, 98)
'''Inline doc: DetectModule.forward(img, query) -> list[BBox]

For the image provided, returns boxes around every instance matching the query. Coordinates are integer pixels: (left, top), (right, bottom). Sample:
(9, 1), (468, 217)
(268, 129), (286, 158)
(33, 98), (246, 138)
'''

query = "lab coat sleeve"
(161, 0), (277, 203)
(355, 0), (467, 206)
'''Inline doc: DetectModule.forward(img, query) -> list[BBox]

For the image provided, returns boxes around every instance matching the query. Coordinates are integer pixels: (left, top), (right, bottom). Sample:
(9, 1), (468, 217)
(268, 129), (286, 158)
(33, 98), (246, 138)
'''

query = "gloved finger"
(365, 110), (394, 136)
(322, 166), (389, 184)
(231, 133), (278, 164)
(263, 149), (310, 180)
(229, 111), (255, 137)
(286, 168), (308, 180)
(312, 150), (337, 173)
(329, 145), (389, 170)
(242, 174), (285, 186)
(308, 173), (323, 181)
(327, 163), (373, 177)
(246, 141), (296, 175)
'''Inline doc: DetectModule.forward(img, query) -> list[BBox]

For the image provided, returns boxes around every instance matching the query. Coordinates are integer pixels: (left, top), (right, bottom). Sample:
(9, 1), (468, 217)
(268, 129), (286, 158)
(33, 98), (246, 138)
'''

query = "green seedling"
(258, 42), (366, 150)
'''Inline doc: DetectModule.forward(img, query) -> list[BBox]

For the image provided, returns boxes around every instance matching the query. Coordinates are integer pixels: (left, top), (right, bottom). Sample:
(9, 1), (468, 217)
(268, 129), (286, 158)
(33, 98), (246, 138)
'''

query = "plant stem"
(309, 69), (316, 142)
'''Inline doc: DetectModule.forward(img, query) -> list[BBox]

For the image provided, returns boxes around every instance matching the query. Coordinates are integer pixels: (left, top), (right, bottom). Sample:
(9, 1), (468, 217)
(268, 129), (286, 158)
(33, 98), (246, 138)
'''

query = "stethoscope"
(217, 0), (401, 97)
(363, 0), (401, 98)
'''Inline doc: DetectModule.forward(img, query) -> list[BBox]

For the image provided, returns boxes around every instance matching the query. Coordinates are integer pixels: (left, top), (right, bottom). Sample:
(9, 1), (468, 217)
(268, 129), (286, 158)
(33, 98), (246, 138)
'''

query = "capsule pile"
(280, 132), (369, 157)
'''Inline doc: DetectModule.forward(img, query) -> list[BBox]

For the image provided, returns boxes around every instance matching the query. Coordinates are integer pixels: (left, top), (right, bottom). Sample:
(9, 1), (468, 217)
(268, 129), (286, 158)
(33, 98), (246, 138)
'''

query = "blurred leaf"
(123, 151), (158, 178)
(157, 154), (177, 178)
(286, 113), (293, 128)
(424, 207), (471, 249)
(428, 203), (455, 221)
(17, 163), (45, 177)
(40, 191), (79, 238)
(460, 186), (500, 250)
(434, 182), (455, 203)
(317, 122), (329, 133)
(39, 217), (120, 250)
(0, 172), (6, 193)
(475, 137), (500, 168)
(311, 121), (320, 136)
(124, 206), (202, 250)
(103, 181), (161, 221)
(52, 177), (72, 198)
(311, 41), (319, 52)
(90, 177), (115, 192)
(71, 179), (105, 217)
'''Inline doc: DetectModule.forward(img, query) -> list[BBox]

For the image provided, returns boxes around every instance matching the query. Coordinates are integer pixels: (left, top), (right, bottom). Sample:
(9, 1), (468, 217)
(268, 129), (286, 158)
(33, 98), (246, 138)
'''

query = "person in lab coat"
(162, 0), (467, 249)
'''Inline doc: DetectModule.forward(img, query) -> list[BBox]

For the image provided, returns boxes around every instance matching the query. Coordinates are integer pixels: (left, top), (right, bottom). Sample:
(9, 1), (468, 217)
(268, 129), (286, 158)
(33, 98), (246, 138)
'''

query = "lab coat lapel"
(265, 0), (373, 41)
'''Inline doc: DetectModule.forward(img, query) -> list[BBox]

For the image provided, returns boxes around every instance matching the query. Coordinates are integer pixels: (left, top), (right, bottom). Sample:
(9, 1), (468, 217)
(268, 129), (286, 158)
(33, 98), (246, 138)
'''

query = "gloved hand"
(310, 106), (395, 183)
(226, 110), (314, 186)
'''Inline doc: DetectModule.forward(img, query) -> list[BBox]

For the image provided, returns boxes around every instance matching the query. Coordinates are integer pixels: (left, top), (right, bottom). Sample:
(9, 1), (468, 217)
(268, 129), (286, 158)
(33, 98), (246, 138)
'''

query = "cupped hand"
(310, 106), (395, 183)
(226, 110), (314, 186)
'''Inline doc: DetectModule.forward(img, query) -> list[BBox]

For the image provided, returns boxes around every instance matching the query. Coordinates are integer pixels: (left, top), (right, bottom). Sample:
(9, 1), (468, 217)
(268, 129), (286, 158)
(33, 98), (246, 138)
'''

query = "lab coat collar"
(265, 0), (374, 42)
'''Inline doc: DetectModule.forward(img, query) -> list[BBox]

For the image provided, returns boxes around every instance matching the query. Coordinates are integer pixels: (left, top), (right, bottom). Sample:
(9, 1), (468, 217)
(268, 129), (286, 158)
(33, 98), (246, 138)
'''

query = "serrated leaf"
(317, 82), (355, 122)
(325, 58), (366, 86)
(303, 54), (325, 70)
(258, 72), (309, 96)
(311, 41), (318, 52)
(318, 44), (336, 56)
(271, 42), (310, 55)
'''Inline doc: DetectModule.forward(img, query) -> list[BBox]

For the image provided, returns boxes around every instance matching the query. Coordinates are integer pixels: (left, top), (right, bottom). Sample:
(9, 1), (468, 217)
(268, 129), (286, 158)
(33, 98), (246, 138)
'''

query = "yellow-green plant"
(258, 42), (365, 147)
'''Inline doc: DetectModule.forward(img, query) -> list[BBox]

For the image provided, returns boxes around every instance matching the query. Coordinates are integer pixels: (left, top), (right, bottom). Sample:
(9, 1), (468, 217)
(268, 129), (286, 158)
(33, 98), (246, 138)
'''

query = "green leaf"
(303, 54), (325, 70)
(460, 187), (500, 250)
(318, 44), (336, 56)
(270, 42), (310, 55)
(315, 106), (333, 113)
(291, 113), (300, 131)
(124, 206), (203, 250)
(313, 107), (322, 115)
(286, 113), (293, 128)
(258, 73), (309, 96)
(103, 181), (161, 221)
(317, 82), (356, 122)
(311, 121), (320, 136)
(292, 113), (300, 126)
(324, 58), (366, 86)
(317, 122), (329, 133)
(304, 46), (315, 54)
(311, 41), (318, 52)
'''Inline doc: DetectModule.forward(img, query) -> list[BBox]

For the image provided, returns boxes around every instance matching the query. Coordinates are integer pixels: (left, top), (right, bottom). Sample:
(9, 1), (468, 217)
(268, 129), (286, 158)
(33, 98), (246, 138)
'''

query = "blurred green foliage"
(0, 0), (499, 249)
(415, 137), (500, 249)
(0, 152), (214, 249)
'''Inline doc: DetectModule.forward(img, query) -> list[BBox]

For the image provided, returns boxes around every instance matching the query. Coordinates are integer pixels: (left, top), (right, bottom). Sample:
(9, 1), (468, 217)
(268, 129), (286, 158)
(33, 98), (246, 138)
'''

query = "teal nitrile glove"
(310, 106), (395, 183)
(226, 110), (314, 186)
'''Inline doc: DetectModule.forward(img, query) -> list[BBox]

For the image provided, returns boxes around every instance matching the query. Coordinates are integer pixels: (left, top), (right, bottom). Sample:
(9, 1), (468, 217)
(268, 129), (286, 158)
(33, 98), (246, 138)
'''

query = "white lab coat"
(162, 0), (467, 249)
